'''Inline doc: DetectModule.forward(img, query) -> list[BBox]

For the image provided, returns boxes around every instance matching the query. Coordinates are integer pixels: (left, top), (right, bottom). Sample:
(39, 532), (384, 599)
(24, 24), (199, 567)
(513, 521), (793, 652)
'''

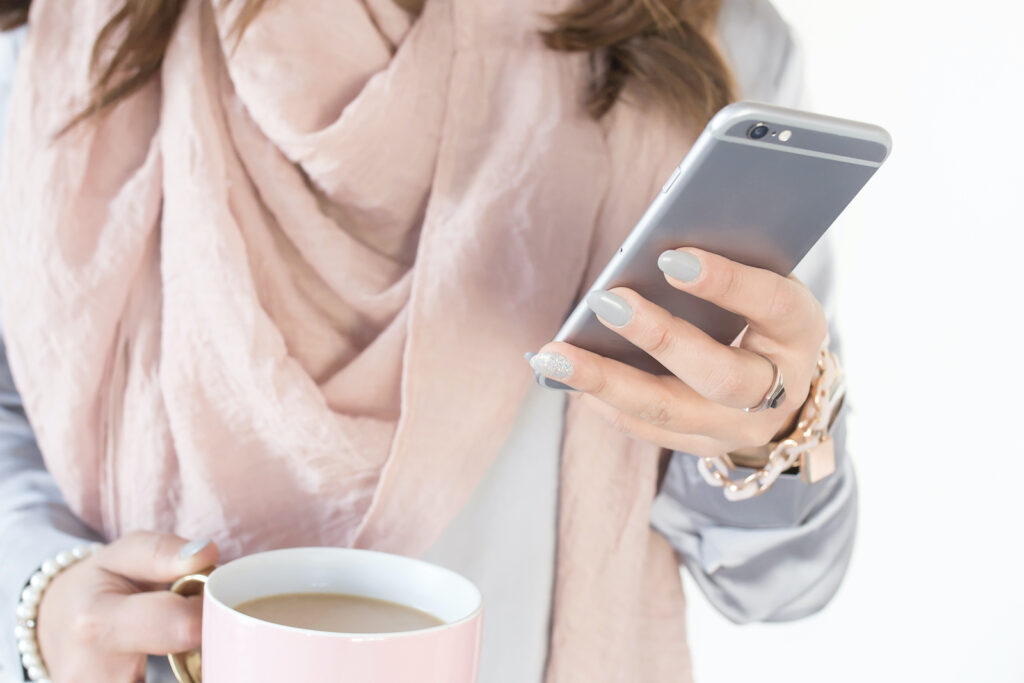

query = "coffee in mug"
(234, 592), (445, 633)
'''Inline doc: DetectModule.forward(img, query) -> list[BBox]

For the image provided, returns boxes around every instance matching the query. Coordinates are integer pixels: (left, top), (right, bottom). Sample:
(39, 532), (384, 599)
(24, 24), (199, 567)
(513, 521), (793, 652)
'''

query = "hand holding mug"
(36, 531), (218, 683)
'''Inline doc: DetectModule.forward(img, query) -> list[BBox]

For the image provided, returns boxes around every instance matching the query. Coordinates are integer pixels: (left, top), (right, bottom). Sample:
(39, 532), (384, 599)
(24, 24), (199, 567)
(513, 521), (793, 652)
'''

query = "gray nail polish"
(657, 250), (701, 282)
(178, 538), (212, 560)
(585, 289), (632, 327)
(523, 352), (537, 362)
(529, 351), (573, 380)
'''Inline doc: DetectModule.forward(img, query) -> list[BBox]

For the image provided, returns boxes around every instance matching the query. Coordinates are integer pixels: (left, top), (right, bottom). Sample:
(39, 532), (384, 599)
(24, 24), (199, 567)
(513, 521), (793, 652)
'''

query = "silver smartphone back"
(552, 101), (892, 377)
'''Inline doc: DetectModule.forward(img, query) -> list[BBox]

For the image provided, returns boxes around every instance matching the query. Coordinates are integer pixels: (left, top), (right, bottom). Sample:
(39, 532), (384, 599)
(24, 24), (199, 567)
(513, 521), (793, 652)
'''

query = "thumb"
(93, 531), (219, 584)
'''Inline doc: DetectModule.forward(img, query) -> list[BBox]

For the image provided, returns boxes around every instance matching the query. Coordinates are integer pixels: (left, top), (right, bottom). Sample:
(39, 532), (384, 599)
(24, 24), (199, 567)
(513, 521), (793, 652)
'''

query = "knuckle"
(150, 532), (186, 568)
(767, 279), (800, 320)
(639, 394), (675, 428)
(644, 322), (675, 357)
(607, 410), (634, 436)
(703, 364), (746, 404)
(590, 367), (609, 397)
(121, 530), (168, 563)
(137, 535), (165, 569)
(157, 534), (184, 563)
(71, 609), (104, 646)
(713, 263), (742, 301)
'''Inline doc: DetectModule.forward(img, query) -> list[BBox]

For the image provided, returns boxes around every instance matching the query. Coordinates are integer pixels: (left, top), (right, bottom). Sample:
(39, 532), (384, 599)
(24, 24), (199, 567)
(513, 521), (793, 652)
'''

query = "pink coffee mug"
(167, 547), (483, 683)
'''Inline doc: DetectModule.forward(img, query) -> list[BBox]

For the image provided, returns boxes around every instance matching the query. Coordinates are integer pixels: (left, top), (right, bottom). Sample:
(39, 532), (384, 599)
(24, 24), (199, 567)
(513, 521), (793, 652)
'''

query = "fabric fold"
(0, 0), (705, 679)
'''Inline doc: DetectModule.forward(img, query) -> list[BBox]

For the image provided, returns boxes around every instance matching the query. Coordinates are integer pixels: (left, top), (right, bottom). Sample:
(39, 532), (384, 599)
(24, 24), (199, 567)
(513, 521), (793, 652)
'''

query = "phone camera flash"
(779, 130), (793, 142)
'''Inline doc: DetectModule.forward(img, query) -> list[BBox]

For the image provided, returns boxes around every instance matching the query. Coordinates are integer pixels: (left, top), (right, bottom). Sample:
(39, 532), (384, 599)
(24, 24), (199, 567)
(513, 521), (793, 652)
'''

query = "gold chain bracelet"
(697, 342), (845, 501)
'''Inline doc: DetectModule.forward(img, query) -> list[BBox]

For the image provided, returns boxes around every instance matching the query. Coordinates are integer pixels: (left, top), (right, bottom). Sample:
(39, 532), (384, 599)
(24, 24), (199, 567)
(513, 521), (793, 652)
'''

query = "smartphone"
(541, 100), (891, 381)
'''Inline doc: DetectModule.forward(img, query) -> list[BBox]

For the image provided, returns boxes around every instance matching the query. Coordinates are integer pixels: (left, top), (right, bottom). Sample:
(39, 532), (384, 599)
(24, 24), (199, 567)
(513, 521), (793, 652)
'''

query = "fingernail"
(540, 377), (579, 392)
(526, 352), (578, 391)
(585, 289), (632, 327)
(178, 538), (212, 560)
(657, 250), (701, 282)
(529, 351), (573, 380)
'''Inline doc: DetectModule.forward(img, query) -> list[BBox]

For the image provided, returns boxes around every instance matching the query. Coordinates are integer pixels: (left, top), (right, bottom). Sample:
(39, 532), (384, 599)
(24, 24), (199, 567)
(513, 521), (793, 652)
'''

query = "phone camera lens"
(748, 123), (770, 140)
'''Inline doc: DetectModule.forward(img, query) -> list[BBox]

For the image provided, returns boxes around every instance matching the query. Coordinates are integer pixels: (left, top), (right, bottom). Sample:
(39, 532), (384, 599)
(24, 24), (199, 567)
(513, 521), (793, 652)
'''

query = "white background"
(685, 1), (1024, 682)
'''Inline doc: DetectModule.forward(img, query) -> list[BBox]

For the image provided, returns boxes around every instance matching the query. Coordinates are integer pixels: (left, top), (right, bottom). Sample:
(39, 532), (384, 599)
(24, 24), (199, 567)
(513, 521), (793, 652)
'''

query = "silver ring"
(744, 352), (786, 413)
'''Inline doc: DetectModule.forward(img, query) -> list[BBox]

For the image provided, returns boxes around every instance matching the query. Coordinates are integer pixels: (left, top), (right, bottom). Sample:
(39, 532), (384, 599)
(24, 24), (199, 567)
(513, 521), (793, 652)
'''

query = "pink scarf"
(1, 0), (702, 678)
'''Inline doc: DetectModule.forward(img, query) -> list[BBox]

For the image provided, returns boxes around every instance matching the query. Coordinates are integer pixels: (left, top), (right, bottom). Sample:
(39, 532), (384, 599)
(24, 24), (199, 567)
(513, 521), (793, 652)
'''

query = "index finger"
(94, 531), (219, 585)
(657, 247), (819, 340)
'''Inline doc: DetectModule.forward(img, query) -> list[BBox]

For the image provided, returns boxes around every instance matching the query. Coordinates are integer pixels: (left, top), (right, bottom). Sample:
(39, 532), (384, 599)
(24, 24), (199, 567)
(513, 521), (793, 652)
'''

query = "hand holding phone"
(529, 245), (829, 458)
(548, 101), (890, 376)
(526, 101), (890, 459)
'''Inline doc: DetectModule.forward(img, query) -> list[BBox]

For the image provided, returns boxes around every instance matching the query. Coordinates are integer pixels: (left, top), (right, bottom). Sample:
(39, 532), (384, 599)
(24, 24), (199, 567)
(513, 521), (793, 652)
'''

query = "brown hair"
(0, 0), (735, 129)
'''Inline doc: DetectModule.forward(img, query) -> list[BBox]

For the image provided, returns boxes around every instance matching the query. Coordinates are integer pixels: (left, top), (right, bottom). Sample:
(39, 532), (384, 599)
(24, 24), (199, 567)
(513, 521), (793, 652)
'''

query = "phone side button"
(660, 167), (681, 194)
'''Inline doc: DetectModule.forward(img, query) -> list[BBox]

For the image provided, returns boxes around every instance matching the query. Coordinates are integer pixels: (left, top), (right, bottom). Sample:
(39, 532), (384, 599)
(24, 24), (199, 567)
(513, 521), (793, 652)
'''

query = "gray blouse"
(0, 2), (857, 680)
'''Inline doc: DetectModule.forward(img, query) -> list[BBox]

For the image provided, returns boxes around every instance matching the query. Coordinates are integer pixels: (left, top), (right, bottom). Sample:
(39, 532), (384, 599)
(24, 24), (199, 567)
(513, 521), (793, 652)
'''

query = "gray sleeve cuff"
(1, 330), (101, 679)
(0, 514), (99, 681)
(650, 409), (857, 623)
(0, 438), (102, 682)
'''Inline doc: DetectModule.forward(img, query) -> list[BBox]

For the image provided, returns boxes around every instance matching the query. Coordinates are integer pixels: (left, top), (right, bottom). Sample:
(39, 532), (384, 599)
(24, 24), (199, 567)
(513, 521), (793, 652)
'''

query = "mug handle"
(167, 569), (213, 683)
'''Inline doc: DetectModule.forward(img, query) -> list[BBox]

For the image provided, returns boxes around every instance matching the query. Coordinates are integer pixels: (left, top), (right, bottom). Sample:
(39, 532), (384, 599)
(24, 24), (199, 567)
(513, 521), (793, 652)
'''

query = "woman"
(0, 0), (856, 681)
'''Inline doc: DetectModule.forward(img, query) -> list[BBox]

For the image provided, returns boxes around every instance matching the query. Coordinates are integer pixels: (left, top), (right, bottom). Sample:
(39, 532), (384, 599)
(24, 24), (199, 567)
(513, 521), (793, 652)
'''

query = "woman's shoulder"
(717, 0), (804, 107)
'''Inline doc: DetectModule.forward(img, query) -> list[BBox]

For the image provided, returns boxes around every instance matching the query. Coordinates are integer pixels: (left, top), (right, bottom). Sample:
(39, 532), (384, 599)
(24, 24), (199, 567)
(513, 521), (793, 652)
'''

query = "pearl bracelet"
(14, 542), (104, 683)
